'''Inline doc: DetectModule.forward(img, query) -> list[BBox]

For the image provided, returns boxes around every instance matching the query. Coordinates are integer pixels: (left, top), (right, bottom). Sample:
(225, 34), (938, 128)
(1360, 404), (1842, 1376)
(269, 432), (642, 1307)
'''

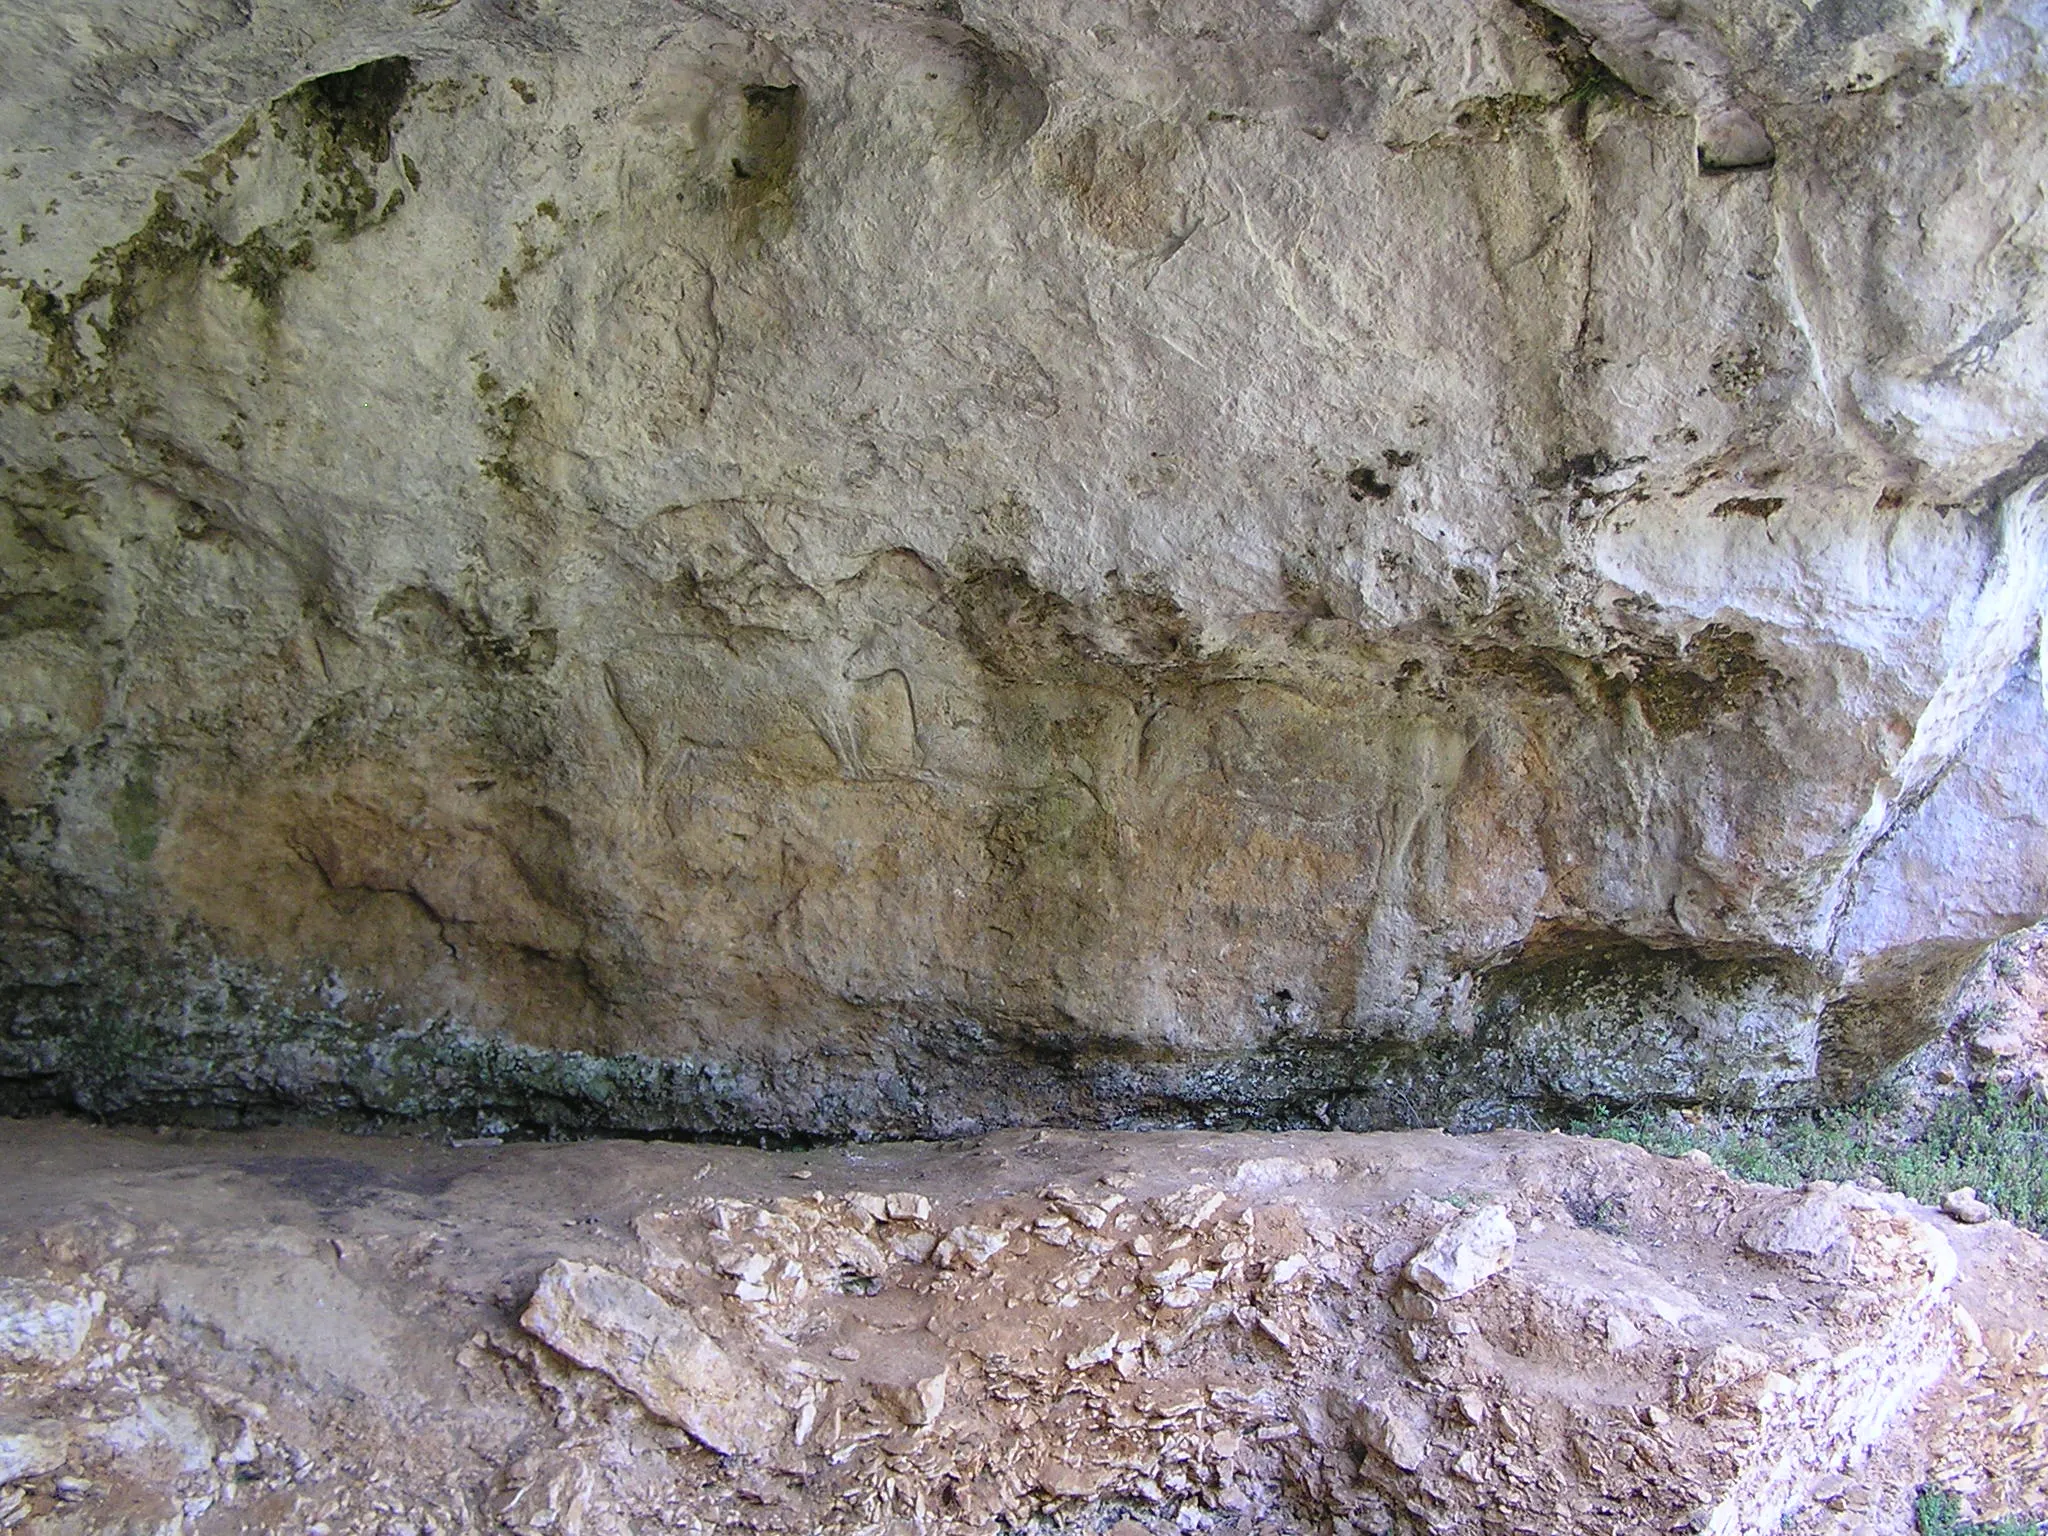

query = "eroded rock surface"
(3, 1118), (2042, 1534)
(0, 0), (2045, 1132)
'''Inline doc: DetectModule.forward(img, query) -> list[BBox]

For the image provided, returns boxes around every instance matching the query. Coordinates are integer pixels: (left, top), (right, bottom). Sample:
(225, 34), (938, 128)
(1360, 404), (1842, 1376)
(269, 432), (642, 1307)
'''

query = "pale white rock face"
(0, 0), (2041, 1133)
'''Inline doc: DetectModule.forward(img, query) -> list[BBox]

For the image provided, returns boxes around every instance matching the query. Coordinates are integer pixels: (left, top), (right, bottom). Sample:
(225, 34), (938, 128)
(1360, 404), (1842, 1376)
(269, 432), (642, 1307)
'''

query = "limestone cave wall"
(0, 0), (2043, 1135)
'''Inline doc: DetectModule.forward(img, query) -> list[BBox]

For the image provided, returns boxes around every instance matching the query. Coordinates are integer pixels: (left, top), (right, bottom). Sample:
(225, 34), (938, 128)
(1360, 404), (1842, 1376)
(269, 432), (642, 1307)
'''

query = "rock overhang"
(0, 0), (2041, 1135)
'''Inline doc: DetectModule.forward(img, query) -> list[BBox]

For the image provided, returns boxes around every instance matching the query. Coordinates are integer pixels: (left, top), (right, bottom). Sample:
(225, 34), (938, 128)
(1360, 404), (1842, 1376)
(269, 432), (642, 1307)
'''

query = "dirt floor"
(0, 1116), (2043, 1536)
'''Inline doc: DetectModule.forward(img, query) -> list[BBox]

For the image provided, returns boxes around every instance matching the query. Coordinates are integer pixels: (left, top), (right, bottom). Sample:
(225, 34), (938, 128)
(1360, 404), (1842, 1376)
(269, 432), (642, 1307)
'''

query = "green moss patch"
(1574, 1082), (2048, 1235)
(730, 83), (803, 243)
(8, 55), (418, 390)
(110, 769), (161, 864)
(1916, 1484), (2043, 1536)
(290, 57), (415, 166)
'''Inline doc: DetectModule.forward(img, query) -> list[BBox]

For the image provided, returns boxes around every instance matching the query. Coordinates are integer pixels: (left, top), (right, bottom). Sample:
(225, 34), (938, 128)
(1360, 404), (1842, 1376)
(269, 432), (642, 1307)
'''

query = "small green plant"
(1915, 1483), (2044, 1536)
(1571, 1083), (2048, 1235)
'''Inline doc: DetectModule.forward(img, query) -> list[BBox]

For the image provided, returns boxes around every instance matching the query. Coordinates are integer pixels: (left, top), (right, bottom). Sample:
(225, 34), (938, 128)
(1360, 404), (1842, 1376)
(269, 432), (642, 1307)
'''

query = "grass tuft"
(1916, 1483), (2044, 1536)
(1570, 1083), (2048, 1234)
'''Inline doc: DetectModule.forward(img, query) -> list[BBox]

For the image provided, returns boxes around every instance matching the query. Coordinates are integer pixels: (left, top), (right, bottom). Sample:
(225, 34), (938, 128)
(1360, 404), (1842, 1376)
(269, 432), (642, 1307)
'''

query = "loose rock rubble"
(0, 1118), (2042, 1534)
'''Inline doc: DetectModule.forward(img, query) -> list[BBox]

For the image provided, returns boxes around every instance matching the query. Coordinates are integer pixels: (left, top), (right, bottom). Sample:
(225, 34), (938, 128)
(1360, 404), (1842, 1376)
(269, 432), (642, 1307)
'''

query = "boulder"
(520, 1260), (782, 1458)
(1405, 1205), (1517, 1298)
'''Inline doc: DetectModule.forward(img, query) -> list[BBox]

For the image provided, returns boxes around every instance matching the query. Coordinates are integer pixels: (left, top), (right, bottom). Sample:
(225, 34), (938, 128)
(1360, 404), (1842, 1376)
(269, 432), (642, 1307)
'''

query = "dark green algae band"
(0, 935), (1835, 1144)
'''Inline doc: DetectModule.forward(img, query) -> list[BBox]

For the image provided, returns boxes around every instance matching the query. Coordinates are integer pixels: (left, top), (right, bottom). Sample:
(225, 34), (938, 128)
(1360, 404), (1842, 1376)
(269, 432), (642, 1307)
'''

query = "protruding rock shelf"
(2, 1118), (2042, 1533)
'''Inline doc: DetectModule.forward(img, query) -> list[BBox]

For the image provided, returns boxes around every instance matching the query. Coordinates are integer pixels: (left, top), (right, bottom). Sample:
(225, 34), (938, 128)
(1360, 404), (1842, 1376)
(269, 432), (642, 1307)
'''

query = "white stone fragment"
(521, 1259), (782, 1458)
(1058, 1200), (1111, 1230)
(1353, 1398), (1429, 1471)
(1942, 1188), (1995, 1224)
(935, 1225), (1009, 1270)
(0, 1417), (68, 1483)
(846, 1193), (891, 1223)
(885, 1228), (940, 1265)
(1404, 1205), (1517, 1299)
(876, 1368), (948, 1427)
(1065, 1335), (1117, 1371)
(1605, 1312), (1644, 1352)
(1153, 1186), (1229, 1232)
(1268, 1254), (1310, 1287)
(0, 1280), (101, 1369)
(1254, 1313), (1293, 1351)
(884, 1193), (932, 1224)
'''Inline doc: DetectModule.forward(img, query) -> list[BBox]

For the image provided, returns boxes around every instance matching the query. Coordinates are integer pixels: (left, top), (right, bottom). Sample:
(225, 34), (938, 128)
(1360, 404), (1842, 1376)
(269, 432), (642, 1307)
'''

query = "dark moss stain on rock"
(0, 470), (107, 638)
(0, 588), (96, 639)
(1460, 623), (1782, 736)
(8, 59), (418, 392)
(9, 190), (230, 386)
(483, 211), (562, 312)
(1476, 936), (1823, 1110)
(16, 284), (80, 382)
(1439, 12), (1637, 148)
(1712, 495), (1784, 520)
(291, 57), (415, 166)
(1621, 625), (1782, 734)
(479, 389), (535, 491)
(0, 893), (1844, 1142)
(274, 64), (412, 239)
(484, 270), (521, 311)
(1535, 448), (1639, 492)
(731, 84), (803, 243)
(223, 228), (317, 309)
(1346, 463), (1394, 501)
(111, 767), (161, 863)
(1504, 0), (1643, 111)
